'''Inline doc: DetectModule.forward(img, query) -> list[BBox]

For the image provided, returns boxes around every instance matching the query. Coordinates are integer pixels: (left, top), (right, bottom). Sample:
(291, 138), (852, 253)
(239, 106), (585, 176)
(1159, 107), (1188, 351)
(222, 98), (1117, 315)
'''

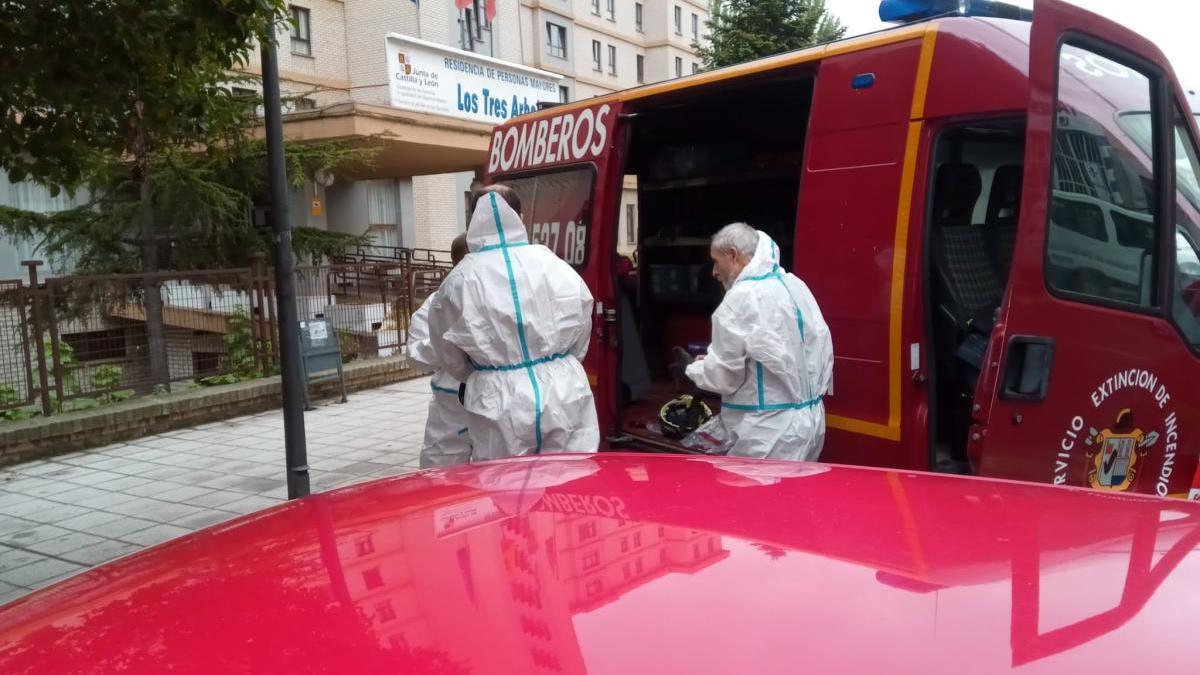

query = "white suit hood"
(466, 192), (528, 252)
(734, 230), (783, 283)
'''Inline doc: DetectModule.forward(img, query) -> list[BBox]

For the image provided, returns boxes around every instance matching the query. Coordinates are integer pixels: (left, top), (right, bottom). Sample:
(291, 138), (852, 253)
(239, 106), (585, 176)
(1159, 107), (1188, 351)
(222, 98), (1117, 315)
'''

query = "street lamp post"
(260, 37), (310, 499)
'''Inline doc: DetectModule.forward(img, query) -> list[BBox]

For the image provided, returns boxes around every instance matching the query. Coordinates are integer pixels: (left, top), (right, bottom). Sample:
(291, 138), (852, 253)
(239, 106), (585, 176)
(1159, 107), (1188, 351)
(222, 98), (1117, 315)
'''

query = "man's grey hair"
(711, 222), (758, 259)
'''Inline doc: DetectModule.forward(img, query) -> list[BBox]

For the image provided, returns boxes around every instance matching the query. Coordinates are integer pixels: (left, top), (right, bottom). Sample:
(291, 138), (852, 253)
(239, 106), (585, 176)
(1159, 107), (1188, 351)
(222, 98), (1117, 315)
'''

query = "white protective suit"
(427, 192), (599, 459)
(685, 230), (833, 461)
(408, 294), (472, 468)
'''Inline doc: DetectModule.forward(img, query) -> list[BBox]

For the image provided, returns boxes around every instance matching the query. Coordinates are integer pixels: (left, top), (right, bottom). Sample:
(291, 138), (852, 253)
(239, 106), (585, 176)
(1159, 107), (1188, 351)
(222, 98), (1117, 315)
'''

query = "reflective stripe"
(470, 351), (571, 372)
(490, 193), (545, 453)
(736, 264), (811, 399)
(431, 383), (460, 395)
(756, 362), (765, 408)
(723, 397), (822, 412)
(456, 427), (470, 436)
(478, 241), (530, 253)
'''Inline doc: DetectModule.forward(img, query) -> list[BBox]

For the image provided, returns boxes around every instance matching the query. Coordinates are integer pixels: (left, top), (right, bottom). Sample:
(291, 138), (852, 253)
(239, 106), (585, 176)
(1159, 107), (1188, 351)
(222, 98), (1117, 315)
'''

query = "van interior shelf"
(639, 168), (796, 193)
(642, 237), (713, 248)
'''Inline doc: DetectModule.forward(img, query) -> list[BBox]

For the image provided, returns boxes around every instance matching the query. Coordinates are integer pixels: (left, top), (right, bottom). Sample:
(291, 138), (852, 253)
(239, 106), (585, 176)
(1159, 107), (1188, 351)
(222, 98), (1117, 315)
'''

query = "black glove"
(668, 346), (694, 386)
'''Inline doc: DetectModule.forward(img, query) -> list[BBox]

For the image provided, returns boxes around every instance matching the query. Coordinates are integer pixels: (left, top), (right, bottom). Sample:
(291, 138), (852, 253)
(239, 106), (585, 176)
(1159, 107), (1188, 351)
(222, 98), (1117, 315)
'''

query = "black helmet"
(659, 395), (713, 439)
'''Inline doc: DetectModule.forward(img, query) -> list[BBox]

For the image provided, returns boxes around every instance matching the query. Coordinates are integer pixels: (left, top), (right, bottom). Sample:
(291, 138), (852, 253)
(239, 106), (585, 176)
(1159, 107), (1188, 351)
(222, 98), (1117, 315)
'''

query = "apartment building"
(260, 0), (709, 253)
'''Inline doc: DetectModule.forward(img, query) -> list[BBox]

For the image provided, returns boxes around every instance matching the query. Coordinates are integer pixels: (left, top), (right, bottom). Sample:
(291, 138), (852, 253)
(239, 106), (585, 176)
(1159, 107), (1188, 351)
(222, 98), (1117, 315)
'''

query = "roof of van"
(507, 17), (1034, 125)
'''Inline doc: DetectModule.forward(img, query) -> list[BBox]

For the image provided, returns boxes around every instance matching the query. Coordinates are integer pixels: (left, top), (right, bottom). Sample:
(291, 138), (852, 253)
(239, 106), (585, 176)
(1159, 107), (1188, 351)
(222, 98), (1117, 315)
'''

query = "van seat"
(933, 225), (1004, 326)
(984, 165), (1023, 280)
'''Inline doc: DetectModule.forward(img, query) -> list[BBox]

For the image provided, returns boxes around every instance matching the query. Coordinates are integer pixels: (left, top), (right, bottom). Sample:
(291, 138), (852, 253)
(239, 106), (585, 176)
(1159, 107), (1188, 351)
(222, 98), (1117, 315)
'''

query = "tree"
(696, 0), (847, 70)
(0, 1), (370, 389)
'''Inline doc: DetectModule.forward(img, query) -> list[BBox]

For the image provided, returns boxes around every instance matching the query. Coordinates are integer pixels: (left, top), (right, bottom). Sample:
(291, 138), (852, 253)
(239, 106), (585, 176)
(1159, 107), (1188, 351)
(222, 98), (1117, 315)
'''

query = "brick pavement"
(0, 376), (432, 606)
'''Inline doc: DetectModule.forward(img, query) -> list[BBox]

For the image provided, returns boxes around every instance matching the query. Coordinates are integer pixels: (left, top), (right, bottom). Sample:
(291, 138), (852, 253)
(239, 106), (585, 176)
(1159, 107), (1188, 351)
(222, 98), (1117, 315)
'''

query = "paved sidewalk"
(0, 376), (432, 606)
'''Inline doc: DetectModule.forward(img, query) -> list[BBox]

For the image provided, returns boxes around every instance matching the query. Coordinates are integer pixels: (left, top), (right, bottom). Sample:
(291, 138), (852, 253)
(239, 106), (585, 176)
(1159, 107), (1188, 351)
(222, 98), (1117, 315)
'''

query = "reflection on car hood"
(3, 454), (1200, 674)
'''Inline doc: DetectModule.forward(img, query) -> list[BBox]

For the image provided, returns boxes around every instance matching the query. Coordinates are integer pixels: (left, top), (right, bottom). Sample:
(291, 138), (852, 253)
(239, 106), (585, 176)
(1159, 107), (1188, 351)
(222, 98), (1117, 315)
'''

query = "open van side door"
(970, 0), (1200, 497)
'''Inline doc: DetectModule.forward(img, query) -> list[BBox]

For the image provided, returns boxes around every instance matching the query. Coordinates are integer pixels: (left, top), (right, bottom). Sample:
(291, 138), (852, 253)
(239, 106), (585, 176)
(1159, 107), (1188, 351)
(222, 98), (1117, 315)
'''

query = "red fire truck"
(482, 0), (1200, 498)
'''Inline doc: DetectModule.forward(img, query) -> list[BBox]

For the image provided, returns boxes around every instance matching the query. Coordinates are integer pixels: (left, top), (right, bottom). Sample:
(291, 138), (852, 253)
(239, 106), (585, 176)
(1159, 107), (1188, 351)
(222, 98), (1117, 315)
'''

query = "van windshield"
(502, 167), (595, 268)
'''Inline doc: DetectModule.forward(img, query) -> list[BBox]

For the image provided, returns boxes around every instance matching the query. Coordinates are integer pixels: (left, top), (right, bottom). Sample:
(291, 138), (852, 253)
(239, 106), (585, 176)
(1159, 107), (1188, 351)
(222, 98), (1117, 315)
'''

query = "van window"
(1046, 45), (1158, 308)
(503, 167), (596, 268)
(1172, 111), (1200, 348)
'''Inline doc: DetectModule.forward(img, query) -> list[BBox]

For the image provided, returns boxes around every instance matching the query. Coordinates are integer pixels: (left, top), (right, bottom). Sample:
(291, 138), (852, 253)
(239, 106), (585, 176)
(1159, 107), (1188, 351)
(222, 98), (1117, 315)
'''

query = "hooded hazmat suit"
(685, 230), (833, 461)
(427, 192), (599, 459)
(408, 293), (472, 468)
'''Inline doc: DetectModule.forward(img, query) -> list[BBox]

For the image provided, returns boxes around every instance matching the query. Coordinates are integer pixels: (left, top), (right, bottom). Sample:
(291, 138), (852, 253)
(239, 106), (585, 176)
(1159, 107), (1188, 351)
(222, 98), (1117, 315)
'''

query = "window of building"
(606, 0), (615, 20)
(62, 328), (126, 362)
(355, 535), (375, 557)
(579, 521), (597, 541)
(375, 601), (396, 624)
(289, 5), (311, 56)
(692, 62), (700, 74)
(582, 551), (600, 570)
(622, 562), (631, 579)
(626, 203), (637, 242)
(675, 56), (683, 77)
(291, 96), (317, 111)
(1046, 45), (1157, 308)
(633, 532), (642, 548)
(635, 557), (644, 574)
(620, 536), (629, 552)
(231, 86), (258, 100)
(674, 6), (682, 35)
(362, 567), (384, 590)
(192, 351), (219, 377)
(559, 84), (571, 103)
(458, 0), (492, 53)
(635, 2), (644, 31)
(592, 40), (602, 71)
(636, 54), (644, 84)
(546, 22), (567, 59)
(607, 44), (617, 75)
(591, 0), (600, 15)
(692, 13), (699, 38)
(585, 578), (603, 596)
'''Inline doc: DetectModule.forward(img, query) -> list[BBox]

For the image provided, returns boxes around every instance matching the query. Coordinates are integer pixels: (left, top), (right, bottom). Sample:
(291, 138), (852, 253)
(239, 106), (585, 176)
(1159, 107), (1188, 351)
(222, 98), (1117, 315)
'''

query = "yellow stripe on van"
(829, 25), (939, 443)
(506, 24), (932, 126)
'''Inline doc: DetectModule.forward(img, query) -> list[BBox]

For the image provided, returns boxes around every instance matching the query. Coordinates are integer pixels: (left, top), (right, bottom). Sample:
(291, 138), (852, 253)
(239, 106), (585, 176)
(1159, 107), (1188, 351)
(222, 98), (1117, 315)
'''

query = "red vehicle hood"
(2, 454), (1200, 673)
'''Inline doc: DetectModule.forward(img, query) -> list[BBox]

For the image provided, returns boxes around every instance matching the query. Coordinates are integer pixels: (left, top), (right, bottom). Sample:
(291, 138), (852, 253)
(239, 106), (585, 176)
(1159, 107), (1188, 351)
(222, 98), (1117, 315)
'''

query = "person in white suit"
(407, 234), (471, 468)
(686, 222), (833, 461)
(427, 185), (599, 460)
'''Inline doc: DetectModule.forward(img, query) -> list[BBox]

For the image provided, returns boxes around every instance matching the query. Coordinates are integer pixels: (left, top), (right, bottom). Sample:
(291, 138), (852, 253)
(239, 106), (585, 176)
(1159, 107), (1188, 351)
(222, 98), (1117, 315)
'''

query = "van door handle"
(998, 336), (1055, 402)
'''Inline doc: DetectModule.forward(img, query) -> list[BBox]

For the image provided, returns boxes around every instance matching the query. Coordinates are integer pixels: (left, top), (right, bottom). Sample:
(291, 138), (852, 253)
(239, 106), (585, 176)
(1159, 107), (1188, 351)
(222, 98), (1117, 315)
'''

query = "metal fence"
(0, 250), (450, 421)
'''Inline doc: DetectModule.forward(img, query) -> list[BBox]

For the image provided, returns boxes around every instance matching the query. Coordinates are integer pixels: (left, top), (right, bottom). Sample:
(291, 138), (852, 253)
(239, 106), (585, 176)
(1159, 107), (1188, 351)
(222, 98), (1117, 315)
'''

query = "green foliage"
(0, 1), (377, 275)
(0, 0), (288, 189)
(200, 308), (264, 386)
(0, 384), (36, 422)
(89, 365), (134, 404)
(338, 328), (359, 364)
(697, 0), (847, 69)
(293, 226), (372, 265)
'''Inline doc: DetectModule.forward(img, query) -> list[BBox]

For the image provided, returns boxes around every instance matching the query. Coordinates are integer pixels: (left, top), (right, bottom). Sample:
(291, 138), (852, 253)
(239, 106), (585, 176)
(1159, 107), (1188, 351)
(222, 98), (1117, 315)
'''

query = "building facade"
(264, 0), (710, 254)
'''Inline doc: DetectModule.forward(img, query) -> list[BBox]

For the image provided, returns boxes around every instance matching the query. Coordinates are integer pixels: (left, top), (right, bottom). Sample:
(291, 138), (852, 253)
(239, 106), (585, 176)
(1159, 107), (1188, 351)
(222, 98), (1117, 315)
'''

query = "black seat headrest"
(987, 165), (1024, 225)
(934, 163), (983, 226)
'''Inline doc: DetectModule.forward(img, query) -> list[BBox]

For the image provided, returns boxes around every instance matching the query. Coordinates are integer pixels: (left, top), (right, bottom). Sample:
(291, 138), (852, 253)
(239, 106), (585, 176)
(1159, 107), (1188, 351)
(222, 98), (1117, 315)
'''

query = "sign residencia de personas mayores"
(386, 34), (562, 125)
